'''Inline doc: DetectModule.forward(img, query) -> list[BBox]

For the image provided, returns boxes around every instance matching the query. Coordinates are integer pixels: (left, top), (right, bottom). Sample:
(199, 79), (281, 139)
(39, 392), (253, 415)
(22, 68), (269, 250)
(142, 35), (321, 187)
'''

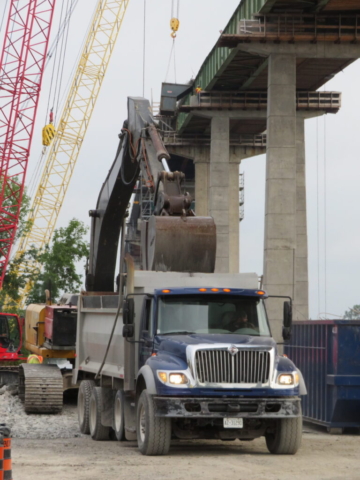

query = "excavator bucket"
(142, 216), (216, 273)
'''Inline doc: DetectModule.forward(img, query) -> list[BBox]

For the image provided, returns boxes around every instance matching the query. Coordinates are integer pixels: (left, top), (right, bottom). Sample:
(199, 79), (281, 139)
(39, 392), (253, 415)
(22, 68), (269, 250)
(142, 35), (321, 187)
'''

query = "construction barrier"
(0, 427), (11, 480)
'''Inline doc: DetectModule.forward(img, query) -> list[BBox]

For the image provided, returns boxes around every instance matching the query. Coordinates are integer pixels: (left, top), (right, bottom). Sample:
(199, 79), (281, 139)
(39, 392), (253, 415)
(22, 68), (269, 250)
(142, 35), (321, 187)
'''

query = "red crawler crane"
(0, 0), (56, 287)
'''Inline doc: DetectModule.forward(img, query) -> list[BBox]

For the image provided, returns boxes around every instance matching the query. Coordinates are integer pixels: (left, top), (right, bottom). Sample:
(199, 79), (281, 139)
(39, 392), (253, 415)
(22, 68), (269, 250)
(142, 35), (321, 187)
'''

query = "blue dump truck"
(74, 97), (305, 455)
(74, 271), (306, 456)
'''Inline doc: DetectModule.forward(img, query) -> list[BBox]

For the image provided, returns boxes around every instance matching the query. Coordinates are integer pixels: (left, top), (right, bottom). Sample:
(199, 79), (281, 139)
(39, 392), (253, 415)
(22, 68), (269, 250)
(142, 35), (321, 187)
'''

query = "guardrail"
(164, 133), (267, 148)
(178, 91), (341, 113)
(236, 14), (360, 43)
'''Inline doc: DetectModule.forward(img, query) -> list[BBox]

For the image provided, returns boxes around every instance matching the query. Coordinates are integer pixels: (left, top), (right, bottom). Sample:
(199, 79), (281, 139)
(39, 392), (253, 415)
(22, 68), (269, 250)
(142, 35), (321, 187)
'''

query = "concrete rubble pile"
(0, 388), (83, 439)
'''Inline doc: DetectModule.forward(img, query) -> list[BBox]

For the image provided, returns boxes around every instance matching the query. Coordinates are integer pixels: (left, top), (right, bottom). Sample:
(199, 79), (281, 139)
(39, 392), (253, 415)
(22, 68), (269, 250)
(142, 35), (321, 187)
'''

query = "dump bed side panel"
(75, 295), (125, 379)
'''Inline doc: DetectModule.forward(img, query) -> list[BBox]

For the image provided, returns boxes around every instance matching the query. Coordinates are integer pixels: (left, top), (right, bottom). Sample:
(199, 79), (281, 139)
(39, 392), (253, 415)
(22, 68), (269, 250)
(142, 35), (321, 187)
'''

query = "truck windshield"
(157, 295), (271, 337)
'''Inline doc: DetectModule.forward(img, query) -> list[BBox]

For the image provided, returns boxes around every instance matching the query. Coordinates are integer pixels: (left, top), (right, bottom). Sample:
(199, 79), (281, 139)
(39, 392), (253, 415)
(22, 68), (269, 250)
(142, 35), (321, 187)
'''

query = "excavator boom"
(86, 97), (216, 292)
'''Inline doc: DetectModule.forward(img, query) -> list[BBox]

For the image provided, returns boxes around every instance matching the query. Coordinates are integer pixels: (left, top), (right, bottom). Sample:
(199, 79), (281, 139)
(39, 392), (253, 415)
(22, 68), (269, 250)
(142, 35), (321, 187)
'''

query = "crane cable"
(143, 0), (146, 97)
(0, 0), (8, 34)
(165, 0), (180, 82)
(170, 0), (180, 38)
(27, 0), (76, 200)
(324, 108), (327, 318)
(49, 0), (72, 126)
(316, 117), (320, 318)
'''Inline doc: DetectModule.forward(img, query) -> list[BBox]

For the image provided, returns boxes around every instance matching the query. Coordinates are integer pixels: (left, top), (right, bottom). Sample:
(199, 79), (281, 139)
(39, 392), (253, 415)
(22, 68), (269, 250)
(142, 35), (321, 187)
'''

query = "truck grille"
(195, 349), (270, 384)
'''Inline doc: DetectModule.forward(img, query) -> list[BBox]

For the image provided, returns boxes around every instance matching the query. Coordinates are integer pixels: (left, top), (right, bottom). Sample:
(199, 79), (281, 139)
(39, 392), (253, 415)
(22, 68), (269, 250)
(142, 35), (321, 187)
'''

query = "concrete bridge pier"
(263, 53), (297, 342)
(195, 116), (265, 274)
(192, 128), (243, 274)
(208, 115), (239, 273)
(167, 116), (265, 275)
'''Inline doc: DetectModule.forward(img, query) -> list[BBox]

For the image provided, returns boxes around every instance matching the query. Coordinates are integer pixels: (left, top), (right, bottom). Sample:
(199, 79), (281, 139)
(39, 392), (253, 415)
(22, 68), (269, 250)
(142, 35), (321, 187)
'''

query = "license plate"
(223, 417), (243, 429)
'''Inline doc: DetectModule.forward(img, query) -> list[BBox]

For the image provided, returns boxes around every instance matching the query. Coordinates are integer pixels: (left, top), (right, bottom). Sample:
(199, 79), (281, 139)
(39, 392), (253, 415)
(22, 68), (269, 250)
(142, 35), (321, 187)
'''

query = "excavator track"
(19, 364), (63, 413)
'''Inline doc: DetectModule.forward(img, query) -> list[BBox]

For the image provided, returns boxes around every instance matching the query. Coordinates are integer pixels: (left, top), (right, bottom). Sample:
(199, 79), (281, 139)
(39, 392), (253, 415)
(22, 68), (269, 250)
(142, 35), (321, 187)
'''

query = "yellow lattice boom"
(14, 0), (130, 304)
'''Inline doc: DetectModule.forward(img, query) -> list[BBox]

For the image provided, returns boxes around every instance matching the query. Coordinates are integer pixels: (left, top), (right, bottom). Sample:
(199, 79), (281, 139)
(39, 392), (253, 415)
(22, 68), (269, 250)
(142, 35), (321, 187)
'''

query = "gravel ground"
(12, 431), (360, 480)
(1, 388), (360, 479)
(0, 388), (84, 439)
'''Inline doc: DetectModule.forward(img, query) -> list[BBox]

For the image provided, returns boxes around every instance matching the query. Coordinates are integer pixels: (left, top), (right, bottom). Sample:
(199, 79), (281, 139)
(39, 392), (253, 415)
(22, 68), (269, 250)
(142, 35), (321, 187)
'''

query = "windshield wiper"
(161, 331), (195, 335)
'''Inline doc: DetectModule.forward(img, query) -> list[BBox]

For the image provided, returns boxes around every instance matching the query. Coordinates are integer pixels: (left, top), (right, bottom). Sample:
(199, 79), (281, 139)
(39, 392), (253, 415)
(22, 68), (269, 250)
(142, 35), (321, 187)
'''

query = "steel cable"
(324, 113), (327, 317)
(316, 117), (320, 319)
(143, 0), (146, 97)
(0, 0), (8, 34)
(55, 0), (72, 122)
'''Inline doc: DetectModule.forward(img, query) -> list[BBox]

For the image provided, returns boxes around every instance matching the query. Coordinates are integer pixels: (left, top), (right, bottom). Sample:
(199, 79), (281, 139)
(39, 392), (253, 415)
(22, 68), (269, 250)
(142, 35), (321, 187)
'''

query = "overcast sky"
(1, 0), (359, 319)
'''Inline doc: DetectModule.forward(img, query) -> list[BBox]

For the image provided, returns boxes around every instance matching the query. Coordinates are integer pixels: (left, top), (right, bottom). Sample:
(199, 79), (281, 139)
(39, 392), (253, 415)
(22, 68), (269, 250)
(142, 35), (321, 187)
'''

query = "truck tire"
(265, 414), (302, 455)
(89, 387), (111, 441)
(136, 389), (171, 455)
(78, 380), (95, 434)
(113, 389), (126, 441)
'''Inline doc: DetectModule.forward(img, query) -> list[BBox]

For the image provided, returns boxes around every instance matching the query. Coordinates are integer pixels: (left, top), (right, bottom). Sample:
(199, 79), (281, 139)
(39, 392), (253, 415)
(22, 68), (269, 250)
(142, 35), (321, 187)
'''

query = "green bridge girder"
(177, 0), (360, 131)
(177, 0), (267, 130)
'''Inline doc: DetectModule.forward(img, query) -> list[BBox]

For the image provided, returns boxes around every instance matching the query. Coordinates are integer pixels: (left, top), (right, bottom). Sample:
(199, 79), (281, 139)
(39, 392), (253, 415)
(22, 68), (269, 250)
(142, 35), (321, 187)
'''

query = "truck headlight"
(169, 373), (188, 385)
(278, 374), (294, 385)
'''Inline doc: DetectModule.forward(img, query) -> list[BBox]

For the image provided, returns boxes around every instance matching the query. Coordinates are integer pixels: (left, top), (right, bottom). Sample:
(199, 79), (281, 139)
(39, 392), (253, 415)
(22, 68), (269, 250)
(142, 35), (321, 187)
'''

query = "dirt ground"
(12, 423), (360, 480)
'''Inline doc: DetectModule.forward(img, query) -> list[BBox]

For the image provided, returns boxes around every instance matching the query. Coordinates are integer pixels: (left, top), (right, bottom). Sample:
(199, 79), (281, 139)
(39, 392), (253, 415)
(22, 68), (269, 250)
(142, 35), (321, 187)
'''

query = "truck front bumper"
(154, 396), (301, 418)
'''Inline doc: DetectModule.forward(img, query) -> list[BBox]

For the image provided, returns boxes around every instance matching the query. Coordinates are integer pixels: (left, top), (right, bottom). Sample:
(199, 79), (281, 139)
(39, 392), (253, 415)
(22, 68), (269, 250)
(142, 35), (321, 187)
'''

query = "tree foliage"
(0, 187), (36, 314)
(26, 219), (89, 304)
(0, 247), (40, 313)
(0, 214), (89, 313)
(344, 305), (360, 320)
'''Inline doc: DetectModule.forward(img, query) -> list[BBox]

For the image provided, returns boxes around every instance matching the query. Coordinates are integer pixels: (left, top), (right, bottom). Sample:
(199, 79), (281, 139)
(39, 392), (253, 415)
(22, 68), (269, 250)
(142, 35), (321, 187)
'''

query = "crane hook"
(170, 17), (179, 38)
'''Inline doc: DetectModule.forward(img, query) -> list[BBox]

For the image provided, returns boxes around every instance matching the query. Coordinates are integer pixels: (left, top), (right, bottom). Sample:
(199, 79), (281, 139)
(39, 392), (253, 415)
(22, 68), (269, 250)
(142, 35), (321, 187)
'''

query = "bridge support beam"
(263, 53), (297, 343)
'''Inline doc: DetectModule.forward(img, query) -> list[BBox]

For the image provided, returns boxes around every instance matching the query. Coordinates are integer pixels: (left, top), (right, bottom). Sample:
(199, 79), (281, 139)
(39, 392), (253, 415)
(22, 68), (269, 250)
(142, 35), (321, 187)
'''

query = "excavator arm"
(86, 97), (216, 293)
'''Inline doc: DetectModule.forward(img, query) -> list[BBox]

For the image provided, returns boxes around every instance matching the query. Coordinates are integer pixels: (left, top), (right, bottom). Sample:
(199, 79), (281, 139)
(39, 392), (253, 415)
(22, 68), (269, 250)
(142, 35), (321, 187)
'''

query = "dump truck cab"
(128, 287), (304, 428)
(135, 287), (299, 396)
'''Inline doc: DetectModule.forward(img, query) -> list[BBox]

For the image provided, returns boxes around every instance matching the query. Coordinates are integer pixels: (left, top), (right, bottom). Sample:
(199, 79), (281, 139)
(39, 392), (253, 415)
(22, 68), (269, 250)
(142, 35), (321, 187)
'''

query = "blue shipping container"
(285, 320), (360, 430)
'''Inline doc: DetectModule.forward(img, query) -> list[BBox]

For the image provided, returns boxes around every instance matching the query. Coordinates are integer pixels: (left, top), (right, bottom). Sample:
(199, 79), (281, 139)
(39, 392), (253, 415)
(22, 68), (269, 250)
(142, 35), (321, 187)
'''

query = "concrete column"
(295, 117), (309, 320)
(209, 115), (230, 273)
(194, 153), (210, 217)
(263, 53), (297, 343)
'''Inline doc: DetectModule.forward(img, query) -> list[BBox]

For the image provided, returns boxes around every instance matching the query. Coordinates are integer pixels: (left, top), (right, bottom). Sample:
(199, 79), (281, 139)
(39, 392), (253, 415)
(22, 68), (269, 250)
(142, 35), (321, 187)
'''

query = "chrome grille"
(195, 349), (270, 384)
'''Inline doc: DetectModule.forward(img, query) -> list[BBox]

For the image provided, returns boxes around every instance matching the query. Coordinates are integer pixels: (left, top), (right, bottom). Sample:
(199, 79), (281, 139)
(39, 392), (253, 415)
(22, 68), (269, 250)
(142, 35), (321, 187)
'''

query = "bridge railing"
(180, 91), (341, 112)
(163, 132), (267, 148)
(236, 14), (360, 42)
(297, 91), (342, 111)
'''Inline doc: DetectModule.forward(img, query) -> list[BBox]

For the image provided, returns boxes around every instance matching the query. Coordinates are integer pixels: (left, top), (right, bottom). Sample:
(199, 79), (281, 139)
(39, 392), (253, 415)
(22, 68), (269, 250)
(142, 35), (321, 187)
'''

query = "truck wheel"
(78, 380), (95, 434)
(266, 415), (302, 455)
(89, 387), (110, 441)
(136, 389), (171, 455)
(113, 389), (126, 441)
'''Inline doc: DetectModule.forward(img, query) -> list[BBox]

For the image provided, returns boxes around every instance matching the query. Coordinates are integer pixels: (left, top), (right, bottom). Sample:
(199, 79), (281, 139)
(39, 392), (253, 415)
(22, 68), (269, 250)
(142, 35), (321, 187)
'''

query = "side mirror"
(123, 298), (135, 325)
(283, 301), (292, 341)
(122, 324), (134, 338)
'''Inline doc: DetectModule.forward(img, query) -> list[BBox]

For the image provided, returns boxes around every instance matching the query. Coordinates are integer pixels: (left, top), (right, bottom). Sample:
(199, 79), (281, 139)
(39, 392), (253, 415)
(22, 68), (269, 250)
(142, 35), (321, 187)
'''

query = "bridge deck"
(177, 0), (360, 134)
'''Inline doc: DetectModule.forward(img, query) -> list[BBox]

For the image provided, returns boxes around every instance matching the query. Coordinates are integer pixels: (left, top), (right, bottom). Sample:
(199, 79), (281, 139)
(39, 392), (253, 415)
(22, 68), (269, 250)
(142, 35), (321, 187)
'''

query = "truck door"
(139, 297), (154, 368)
